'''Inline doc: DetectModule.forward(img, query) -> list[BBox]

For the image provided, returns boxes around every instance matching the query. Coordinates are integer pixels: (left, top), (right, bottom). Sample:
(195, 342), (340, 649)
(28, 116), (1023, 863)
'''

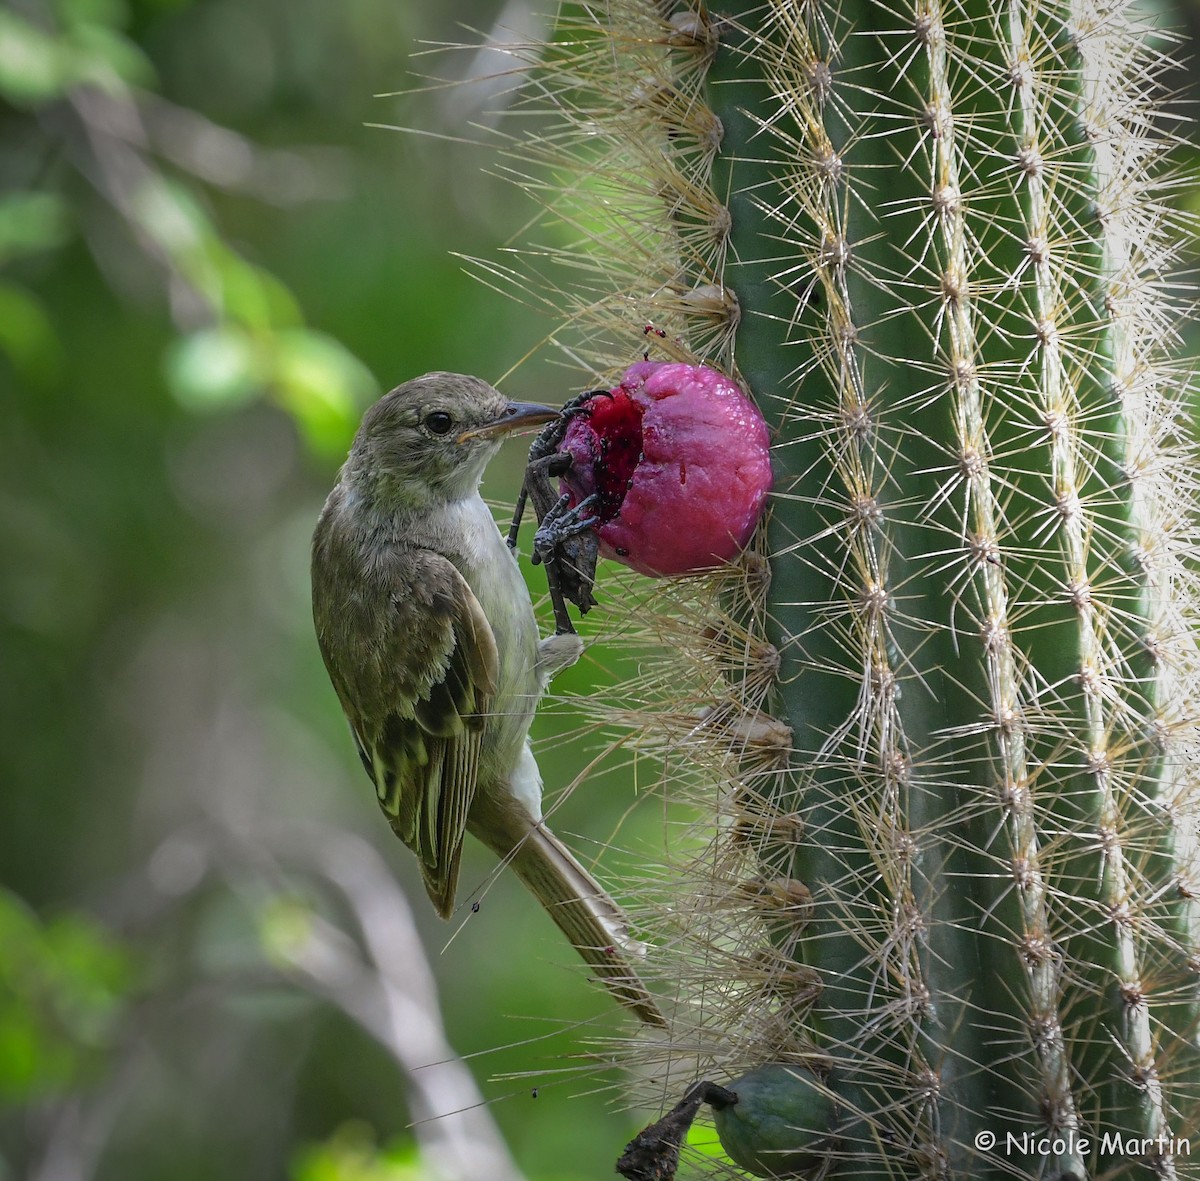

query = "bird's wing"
(336, 548), (500, 918)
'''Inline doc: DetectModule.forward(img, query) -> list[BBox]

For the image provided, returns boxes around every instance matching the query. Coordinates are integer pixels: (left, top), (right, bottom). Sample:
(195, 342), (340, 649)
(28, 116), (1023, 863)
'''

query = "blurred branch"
(19, 815), (526, 1181)
(439, 0), (549, 127)
(47, 83), (211, 325)
(27, 1053), (142, 1181)
(272, 828), (527, 1181)
(140, 93), (350, 206)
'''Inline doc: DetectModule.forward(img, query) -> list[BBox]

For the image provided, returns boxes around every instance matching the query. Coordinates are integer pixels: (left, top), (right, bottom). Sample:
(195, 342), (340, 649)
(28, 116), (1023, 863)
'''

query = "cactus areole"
(558, 361), (772, 576)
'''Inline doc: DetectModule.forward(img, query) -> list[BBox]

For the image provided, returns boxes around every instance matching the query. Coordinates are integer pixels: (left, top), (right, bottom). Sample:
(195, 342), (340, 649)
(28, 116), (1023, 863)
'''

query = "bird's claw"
(527, 389), (609, 465)
(533, 493), (600, 565)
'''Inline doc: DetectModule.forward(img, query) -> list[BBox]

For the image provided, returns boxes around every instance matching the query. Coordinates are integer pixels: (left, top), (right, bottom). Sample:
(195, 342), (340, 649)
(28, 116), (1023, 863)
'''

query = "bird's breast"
(435, 496), (542, 757)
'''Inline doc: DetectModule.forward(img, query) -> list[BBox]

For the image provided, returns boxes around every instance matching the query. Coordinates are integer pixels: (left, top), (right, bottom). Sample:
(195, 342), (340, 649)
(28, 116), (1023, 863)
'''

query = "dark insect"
(506, 390), (607, 635)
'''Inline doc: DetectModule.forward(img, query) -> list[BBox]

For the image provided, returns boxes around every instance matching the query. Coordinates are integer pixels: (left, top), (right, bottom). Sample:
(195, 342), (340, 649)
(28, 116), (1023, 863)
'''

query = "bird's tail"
(503, 822), (667, 1028)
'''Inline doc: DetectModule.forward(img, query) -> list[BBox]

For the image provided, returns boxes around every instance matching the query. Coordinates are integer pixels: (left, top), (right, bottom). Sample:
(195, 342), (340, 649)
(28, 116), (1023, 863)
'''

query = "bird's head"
(345, 373), (558, 508)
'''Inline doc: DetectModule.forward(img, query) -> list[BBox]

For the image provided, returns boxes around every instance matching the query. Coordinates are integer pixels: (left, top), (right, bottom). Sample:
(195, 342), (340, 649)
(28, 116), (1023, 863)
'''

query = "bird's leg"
(534, 493), (601, 635)
(509, 451), (585, 636)
(510, 391), (608, 632)
(506, 452), (564, 552)
(505, 481), (528, 553)
(531, 458), (601, 627)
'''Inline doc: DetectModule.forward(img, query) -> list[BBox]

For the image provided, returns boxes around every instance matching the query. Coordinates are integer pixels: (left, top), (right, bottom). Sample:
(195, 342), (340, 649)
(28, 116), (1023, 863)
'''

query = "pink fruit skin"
(560, 361), (773, 577)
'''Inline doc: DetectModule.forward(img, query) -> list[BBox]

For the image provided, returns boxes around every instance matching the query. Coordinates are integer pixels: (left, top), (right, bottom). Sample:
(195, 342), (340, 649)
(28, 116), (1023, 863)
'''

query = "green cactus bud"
(711, 1064), (840, 1179)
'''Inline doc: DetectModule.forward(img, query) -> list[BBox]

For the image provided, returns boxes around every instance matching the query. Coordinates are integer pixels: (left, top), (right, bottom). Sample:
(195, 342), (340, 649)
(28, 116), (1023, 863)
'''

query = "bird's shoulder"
(313, 494), (497, 716)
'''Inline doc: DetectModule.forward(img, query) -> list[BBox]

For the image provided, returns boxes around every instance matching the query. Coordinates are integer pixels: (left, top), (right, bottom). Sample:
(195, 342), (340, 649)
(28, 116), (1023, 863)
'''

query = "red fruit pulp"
(572, 388), (645, 523)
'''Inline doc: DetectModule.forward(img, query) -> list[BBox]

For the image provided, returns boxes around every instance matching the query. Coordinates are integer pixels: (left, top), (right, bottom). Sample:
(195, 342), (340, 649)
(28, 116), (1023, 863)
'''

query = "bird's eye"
(424, 411), (454, 435)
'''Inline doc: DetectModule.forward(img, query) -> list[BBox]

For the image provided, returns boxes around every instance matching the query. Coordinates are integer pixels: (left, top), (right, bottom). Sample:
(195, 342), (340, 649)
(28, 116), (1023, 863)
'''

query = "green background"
(1, 1), (1196, 1178)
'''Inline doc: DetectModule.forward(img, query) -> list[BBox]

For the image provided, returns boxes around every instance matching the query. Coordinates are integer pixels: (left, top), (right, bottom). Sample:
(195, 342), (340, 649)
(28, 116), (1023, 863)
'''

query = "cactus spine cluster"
(493, 2), (1200, 1177)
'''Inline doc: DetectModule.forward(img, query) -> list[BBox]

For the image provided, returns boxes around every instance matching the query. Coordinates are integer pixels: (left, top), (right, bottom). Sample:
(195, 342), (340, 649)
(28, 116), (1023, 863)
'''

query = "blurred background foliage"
(0, 0), (1197, 1178)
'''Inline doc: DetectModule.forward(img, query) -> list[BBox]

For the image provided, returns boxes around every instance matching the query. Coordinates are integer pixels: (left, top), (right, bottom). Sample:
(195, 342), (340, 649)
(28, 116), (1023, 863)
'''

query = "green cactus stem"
(469, 1), (1200, 1177)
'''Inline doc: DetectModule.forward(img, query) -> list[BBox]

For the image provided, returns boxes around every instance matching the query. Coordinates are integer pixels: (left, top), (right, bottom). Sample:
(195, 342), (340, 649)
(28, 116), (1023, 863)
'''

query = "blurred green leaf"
(0, 890), (133, 1099)
(269, 328), (377, 457)
(0, 13), (72, 103)
(132, 175), (212, 272)
(0, 192), (71, 265)
(0, 282), (61, 384)
(134, 177), (304, 328)
(0, 7), (151, 106)
(165, 324), (261, 411)
(686, 1118), (730, 1162)
(58, 0), (129, 27)
(257, 894), (316, 968)
(165, 323), (373, 458)
(69, 20), (155, 90)
(217, 253), (303, 330)
(291, 1124), (434, 1181)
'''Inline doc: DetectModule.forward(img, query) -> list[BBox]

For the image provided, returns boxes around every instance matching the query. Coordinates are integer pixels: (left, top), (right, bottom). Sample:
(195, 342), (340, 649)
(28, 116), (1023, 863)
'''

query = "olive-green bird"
(311, 372), (663, 1026)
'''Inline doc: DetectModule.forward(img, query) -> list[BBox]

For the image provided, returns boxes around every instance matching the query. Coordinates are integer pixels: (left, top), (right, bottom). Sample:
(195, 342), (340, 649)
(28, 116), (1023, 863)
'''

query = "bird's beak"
(457, 401), (560, 443)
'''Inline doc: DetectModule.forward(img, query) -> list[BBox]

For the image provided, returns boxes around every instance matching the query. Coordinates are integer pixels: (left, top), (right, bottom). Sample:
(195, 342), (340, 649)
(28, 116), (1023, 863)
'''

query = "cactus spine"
(494, 2), (1200, 1177)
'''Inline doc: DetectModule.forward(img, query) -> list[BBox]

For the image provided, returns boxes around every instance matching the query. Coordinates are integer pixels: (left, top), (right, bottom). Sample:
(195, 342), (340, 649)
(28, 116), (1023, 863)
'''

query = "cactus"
(478, 2), (1200, 1177)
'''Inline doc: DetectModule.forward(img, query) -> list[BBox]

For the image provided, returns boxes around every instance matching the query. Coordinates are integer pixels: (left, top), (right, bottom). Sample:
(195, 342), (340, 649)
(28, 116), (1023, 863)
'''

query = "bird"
(310, 372), (664, 1026)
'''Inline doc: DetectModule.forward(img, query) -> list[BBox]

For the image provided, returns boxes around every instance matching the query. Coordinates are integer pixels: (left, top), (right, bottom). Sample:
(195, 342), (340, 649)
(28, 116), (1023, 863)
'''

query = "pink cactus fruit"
(558, 361), (773, 577)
